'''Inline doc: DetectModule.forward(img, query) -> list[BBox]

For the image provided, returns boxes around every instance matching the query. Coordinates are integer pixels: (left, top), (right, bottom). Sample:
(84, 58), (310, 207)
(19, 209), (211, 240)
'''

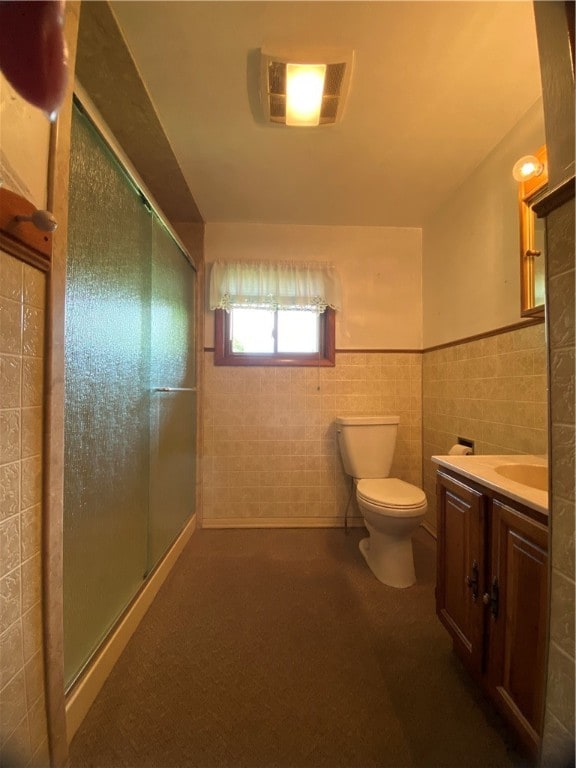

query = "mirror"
(517, 145), (548, 317)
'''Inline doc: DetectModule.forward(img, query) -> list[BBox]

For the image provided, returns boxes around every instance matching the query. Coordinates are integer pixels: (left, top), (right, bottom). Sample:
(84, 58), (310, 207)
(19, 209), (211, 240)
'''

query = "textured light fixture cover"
(260, 47), (354, 126)
(286, 63), (326, 126)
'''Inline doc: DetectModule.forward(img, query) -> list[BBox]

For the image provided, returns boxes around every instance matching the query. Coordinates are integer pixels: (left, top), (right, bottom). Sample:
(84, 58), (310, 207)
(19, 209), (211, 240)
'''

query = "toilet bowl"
(335, 415), (428, 588)
(356, 478), (427, 588)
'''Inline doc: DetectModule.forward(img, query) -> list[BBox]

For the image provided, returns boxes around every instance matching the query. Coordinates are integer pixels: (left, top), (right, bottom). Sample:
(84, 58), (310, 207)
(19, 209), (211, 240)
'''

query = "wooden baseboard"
(201, 516), (366, 529)
(65, 514), (197, 741)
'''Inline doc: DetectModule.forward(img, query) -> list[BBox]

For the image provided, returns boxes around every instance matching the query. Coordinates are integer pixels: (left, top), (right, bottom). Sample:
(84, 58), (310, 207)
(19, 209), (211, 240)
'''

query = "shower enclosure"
(63, 99), (197, 689)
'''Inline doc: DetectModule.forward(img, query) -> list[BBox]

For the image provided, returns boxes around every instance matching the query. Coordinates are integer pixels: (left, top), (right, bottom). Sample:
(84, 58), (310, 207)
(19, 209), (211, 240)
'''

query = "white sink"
(494, 464), (548, 492)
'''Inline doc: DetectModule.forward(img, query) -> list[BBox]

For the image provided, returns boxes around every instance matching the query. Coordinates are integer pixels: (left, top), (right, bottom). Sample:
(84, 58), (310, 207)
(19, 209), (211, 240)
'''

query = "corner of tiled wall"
(422, 322), (548, 533)
(0, 249), (49, 767)
(540, 200), (575, 768)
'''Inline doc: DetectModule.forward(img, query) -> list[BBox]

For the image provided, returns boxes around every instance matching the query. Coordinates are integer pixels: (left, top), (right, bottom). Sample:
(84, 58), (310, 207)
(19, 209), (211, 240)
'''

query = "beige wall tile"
(551, 496), (575, 581)
(202, 350), (422, 523)
(21, 357), (43, 408)
(2, 222), (47, 763)
(0, 462), (19, 522)
(0, 356), (21, 409)
(20, 505), (42, 563)
(20, 456), (42, 511)
(551, 425), (576, 503)
(22, 307), (44, 357)
(0, 252), (23, 302)
(548, 270), (575, 350)
(24, 651), (45, 705)
(550, 348), (575, 425)
(0, 297), (22, 355)
(21, 555), (41, 615)
(541, 709), (575, 768)
(0, 620), (24, 689)
(2, 711), (31, 766)
(21, 604), (43, 664)
(27, 695), (48, 759)
(543, 197), (575, 759)
(22, 265), (45, 310)
(0, 568), (21, 635)
(422, 324), (548, 531)
(0, 411), (21, 465)
(546, 642), (576, 735)
(21, 408), (42, 460)
(549, 569), (576, 659)
(0, 517), (21, 579)
(0, 669), (28, 741)
(29, 739), (50, 768)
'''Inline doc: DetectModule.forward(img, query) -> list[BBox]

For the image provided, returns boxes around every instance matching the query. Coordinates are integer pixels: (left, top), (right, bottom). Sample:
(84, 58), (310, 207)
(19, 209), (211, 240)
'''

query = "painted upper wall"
(0, 72), (51, 209)
(204, 223), (422, 350)
(422, 99), (546, 348)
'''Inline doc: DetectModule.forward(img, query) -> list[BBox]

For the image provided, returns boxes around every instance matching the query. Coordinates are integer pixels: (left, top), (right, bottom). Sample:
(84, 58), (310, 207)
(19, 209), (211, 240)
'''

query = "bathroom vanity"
(432, 455), (548, 761)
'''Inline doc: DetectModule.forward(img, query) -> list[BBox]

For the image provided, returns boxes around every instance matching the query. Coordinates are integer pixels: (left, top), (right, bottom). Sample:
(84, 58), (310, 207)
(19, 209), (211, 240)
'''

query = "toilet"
(336, 415), (427, 588)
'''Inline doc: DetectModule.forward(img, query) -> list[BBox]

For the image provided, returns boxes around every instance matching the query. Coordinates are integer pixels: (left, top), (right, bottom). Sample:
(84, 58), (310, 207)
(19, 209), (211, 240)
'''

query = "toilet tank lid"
(336, 415), (399, 426)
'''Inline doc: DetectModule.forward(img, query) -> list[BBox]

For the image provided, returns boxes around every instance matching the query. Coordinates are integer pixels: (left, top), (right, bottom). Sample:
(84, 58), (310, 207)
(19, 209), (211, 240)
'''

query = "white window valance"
(209, 260), (342, 313)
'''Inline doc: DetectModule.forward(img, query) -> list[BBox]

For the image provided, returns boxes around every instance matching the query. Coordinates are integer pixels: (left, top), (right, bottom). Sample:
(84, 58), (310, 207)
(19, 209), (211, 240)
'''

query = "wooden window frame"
(214, 307), (335, 366)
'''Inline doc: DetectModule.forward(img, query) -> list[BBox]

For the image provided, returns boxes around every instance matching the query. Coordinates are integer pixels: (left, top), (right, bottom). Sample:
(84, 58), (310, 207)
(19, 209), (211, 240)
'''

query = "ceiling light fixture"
(512, 155), (545, 182)
(260, 47), (354, 127)
(286, 63), (326, 126)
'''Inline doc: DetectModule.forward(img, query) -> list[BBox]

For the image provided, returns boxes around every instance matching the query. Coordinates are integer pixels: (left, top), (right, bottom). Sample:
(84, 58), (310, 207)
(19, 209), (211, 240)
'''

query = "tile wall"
(0, 249), (49, 766)
(422, 322), (548, 532)
(541, 199), (575, 766)
(202, 351), (422, 525)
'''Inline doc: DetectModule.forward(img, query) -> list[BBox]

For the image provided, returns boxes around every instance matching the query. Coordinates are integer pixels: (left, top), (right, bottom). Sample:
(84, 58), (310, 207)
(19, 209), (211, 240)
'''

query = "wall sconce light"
(512, 155), (545, 182)
(260, 47), (354, 127)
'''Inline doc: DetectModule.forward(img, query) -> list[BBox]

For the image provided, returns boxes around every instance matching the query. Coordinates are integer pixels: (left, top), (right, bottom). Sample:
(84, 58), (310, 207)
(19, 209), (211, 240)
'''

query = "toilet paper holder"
(449, 437), (474, 456)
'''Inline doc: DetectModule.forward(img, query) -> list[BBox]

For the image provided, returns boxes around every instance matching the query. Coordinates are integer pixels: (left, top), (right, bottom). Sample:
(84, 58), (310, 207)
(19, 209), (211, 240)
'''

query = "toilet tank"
(335, 415), (399, 479)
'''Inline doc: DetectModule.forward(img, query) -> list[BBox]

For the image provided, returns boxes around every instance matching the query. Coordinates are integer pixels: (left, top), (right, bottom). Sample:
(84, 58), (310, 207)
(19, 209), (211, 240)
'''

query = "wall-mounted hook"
(15, 209), (58, 232)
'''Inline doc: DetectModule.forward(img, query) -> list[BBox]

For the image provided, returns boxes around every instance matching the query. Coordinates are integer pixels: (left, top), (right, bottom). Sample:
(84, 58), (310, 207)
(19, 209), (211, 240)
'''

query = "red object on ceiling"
(0, 0), (68, 117)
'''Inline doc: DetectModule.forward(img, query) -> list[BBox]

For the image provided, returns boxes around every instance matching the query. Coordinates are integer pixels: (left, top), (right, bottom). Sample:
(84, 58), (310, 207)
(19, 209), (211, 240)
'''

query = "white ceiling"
(110, 1), (542, 228)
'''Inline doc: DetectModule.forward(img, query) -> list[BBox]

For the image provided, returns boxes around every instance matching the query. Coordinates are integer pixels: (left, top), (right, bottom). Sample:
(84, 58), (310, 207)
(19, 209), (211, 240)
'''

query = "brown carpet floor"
(69, 527), (528, 768)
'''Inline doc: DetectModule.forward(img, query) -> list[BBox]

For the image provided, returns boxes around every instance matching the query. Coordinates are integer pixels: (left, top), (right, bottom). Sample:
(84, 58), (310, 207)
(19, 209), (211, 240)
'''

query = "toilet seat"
(357, 478), (427, 517)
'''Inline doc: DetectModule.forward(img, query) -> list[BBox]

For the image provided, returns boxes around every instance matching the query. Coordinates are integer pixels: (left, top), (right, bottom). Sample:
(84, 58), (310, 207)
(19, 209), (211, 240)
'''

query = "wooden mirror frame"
(518, 145), (548, 318)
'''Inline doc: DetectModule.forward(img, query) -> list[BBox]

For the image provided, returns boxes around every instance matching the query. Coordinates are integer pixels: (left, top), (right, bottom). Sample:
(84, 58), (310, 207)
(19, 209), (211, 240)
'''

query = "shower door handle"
(153, 387), (197, 392)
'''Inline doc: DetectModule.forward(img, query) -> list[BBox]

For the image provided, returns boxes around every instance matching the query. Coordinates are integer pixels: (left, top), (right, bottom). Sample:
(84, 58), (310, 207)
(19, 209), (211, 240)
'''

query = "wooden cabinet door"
(436, 473), (486, 677)
(487, 500), (548, 759)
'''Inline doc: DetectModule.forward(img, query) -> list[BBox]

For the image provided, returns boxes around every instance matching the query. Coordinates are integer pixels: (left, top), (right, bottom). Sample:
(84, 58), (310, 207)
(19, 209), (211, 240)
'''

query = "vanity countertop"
(431, 454), (548, 515)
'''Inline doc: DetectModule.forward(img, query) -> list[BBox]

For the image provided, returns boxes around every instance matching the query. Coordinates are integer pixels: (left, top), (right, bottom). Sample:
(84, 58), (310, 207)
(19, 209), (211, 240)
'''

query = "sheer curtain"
(209, 260), (342, 312)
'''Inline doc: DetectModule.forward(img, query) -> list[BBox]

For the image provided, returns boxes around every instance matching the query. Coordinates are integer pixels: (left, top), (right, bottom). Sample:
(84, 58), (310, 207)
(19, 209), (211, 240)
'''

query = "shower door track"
(73, 80), (197, 273)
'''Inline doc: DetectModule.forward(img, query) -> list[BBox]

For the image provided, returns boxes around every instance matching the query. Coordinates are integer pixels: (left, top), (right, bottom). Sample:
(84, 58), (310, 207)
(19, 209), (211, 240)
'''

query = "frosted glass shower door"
(63, 104), (151, 688)
(148, 216), (197, 569)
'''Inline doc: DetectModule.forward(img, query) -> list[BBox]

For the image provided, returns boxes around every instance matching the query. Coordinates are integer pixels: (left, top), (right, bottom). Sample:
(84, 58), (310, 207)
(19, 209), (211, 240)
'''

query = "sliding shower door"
(64, 104), (151, 687)
(63, 101), (196, 689)
(148, 217), (196, 569)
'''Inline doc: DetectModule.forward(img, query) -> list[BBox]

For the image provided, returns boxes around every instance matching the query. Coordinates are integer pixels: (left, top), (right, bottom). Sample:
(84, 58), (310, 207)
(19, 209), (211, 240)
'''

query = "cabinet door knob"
(466, 559), (479, 601)
(483, 578), (499, 619)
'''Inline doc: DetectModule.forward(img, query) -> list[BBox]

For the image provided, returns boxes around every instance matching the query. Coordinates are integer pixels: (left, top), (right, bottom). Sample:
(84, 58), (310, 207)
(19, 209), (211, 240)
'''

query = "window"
(209, 260), (340, 367)
(214, 306), (335, 366)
